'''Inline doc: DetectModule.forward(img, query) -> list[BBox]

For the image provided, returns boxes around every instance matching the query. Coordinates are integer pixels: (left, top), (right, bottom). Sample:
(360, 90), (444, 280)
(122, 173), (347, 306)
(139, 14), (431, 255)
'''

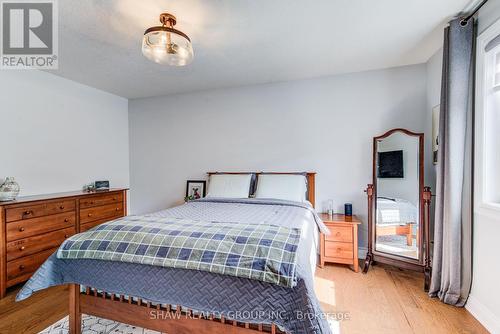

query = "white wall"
(425, 48), (442, 191)
(478, 0), (500, 34)
(129, 64), (428, 249)
(424, 48), (443, 242)
(0, 70), (130, 197)
(468, 209), (500, 334)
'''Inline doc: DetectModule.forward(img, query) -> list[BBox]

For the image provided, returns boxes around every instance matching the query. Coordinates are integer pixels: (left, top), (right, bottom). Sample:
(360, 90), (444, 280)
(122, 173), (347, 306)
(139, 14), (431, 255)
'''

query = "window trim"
(475, 18), (500, 217)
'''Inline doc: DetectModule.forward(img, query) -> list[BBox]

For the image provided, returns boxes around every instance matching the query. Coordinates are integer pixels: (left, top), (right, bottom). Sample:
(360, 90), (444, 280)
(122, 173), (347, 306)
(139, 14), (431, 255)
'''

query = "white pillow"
(206, 174), (252, 198)
(254, 174), (307, 202)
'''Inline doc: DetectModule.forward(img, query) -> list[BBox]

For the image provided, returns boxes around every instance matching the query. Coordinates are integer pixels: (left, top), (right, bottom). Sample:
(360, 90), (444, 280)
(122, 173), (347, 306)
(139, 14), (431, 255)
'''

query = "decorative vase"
(0, 177), (20, 201)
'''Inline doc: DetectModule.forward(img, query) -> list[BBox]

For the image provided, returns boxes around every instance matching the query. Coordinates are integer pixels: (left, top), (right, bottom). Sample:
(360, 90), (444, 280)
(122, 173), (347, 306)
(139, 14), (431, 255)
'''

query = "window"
(483, 46), (500, 205)
(476, 19), (500, 212)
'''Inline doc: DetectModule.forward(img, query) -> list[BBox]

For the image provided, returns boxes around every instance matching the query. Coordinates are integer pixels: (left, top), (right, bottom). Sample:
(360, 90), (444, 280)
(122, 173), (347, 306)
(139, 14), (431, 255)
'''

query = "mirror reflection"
(375, 132), (420, 259)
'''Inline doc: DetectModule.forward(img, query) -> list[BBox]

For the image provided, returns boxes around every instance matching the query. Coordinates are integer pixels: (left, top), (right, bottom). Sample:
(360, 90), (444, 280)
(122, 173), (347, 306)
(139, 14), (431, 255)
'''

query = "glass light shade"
(142, 28), (193, 66)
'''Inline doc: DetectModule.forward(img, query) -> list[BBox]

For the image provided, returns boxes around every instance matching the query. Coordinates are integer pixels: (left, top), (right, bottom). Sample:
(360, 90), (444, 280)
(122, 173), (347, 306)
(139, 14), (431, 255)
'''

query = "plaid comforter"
(57, 215), (302, 287)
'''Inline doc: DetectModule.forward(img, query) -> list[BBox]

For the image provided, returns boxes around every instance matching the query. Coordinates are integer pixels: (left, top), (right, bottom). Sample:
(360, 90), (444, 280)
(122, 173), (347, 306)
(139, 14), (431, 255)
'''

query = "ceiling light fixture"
(142, 13), (193, 66)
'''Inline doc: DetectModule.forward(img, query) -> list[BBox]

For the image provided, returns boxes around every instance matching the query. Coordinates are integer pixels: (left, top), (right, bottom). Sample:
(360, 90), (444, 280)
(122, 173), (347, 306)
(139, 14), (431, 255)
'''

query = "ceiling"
(53, 0), (471, 99)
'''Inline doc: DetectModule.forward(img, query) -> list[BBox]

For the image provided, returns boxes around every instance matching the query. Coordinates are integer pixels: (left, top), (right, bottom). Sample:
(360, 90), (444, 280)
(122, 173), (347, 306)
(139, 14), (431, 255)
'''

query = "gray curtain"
(429, 18), (475, 306)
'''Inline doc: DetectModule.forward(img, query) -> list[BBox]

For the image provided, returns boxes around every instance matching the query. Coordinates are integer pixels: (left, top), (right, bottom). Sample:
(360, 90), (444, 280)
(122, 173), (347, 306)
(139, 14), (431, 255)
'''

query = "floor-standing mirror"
(363, 128), (432, 291)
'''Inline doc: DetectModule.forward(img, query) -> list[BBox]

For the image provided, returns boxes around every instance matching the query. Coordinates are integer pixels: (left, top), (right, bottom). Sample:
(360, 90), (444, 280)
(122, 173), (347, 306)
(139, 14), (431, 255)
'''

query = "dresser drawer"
(79, 192), (124, 209)
(80, 202), (124, 224)
(6, 199), (75, 222)
(325, 225), (353, 243)
(6, 247), (56, 286)
(6, 227), (75, 261)
(80, 216), (120, 232)
(6, 212), (75, 242)
(324, 241), (353, 259)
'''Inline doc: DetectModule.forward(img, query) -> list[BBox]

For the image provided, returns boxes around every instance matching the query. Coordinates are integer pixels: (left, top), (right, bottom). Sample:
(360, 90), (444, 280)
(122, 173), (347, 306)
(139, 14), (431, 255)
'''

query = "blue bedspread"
(17, 198), (331, 334)
(58, 216), (302, 287)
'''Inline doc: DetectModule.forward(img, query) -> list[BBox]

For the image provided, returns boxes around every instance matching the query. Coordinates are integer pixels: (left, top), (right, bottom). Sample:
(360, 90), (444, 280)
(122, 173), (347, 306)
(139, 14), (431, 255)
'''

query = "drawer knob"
(60, 205), (65, 210)
(19, 246), (25, 251)
(19, 265), (25, 270)
(113, 197), (117, 201)
(23, 210), (32, 216)
(64, 218), (69, 222)
(19, 227), (25, 232)
(90, 201), (94, 205)
(64, 234), (69, 238)
(88, 213), (92, 217)
(115, 208), (120, 211)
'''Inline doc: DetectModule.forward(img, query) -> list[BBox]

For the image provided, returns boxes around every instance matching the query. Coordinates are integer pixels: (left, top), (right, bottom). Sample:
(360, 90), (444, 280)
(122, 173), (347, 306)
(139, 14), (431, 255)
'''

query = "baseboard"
(466, 294), (500, 334)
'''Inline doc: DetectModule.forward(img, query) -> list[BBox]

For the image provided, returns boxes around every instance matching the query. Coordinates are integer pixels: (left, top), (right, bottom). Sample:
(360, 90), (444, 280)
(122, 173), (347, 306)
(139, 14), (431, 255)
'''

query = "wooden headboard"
(206, 172), (316, 208)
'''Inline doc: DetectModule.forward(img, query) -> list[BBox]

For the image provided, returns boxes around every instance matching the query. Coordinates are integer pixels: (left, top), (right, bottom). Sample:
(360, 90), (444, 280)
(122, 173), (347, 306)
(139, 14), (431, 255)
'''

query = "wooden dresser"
(0, 188), (128, 298)
(319, 213), (361, 272)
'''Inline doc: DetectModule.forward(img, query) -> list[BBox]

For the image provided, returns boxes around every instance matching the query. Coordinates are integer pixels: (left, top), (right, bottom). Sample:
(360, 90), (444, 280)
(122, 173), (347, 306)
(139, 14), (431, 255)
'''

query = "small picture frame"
(185, 180), (206, 201)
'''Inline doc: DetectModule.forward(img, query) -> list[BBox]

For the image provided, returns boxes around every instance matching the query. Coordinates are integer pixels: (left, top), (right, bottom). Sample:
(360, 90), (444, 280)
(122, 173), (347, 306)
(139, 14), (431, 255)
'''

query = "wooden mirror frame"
(362, 128), (432, 291)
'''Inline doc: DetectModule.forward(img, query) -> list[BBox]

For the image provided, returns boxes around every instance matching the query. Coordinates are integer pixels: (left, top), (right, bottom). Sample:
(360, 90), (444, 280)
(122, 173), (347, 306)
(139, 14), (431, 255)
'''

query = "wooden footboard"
(376, 223), (415, 246)
(69, 284), (285, 334)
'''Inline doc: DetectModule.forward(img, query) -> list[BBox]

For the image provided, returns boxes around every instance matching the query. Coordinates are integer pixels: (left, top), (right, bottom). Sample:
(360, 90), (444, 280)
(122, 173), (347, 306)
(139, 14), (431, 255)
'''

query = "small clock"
(94, 180), (110, 191)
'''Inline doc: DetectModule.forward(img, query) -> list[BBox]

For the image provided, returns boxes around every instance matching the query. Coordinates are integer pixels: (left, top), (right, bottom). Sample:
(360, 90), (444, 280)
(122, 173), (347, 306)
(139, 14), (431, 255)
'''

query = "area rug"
(39, 315), (340, 333)
(38, 315), (162, 334)
(376, 234), (418, 258)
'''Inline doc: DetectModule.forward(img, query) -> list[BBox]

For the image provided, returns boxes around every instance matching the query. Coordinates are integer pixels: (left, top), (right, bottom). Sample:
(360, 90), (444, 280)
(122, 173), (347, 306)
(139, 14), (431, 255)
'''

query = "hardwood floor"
(315, 263), (488, 334)
(0, 284), (68, 334)
(0, 263), (488, 334)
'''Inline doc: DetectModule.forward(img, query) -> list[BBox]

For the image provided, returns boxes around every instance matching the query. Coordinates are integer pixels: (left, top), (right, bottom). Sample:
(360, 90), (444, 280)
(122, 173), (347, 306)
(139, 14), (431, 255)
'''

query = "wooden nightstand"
(319, 213), (361, 272)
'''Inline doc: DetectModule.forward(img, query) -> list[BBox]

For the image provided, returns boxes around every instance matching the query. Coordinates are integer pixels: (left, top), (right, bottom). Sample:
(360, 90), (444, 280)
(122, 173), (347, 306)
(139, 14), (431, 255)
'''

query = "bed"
(376, 197), (418, 246)
(17, 172), (332, 334)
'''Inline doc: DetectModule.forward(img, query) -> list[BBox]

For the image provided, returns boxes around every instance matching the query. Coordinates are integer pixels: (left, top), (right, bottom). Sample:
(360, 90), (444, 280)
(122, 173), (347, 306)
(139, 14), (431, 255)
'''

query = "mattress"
(376, 197), (418, 224)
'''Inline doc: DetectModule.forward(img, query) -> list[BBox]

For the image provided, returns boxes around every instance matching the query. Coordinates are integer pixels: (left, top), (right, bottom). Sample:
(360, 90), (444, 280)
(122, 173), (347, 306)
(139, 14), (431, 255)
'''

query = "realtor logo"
(1, 0), (58, 69)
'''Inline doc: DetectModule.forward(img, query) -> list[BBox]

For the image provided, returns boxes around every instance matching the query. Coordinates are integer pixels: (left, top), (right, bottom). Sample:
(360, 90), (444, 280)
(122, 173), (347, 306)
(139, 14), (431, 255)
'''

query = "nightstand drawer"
(325, 241), (353, 259)
(326, 226), (353, 243)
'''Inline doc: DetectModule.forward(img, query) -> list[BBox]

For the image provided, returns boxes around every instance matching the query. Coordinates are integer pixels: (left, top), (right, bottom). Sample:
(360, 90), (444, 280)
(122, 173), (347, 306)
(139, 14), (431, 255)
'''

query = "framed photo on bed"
(185, 180), (206, 200)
